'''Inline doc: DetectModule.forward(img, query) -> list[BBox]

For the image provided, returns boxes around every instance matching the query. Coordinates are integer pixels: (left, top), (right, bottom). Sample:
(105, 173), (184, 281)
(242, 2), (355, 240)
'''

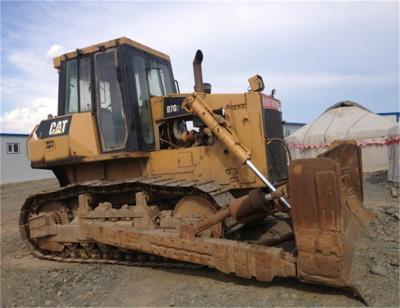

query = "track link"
(30, 245), (202, 270)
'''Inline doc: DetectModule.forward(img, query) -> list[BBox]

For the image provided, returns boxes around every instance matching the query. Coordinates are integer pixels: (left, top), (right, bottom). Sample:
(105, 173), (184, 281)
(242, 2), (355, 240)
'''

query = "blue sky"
(1, 1), (399, 132)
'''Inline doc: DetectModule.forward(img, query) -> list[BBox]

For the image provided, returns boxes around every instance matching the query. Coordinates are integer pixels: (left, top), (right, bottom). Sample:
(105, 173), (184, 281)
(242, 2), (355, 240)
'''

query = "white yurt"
(388, 124), (400, 183)
(286, 101), (397, 173)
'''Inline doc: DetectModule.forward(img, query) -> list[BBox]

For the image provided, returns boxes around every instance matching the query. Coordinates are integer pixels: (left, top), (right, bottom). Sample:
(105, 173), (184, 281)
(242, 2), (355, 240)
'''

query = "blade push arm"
(182, 94), (291, 210)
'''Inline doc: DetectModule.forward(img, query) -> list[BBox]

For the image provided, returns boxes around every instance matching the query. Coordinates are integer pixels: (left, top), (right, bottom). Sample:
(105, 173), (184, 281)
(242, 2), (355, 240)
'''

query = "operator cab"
(54, 37), (176, 152)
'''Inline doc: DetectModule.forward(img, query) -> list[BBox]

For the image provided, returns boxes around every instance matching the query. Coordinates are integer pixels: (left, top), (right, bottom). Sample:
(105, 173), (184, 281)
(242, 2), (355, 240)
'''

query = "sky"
(1, 1), (399, 133)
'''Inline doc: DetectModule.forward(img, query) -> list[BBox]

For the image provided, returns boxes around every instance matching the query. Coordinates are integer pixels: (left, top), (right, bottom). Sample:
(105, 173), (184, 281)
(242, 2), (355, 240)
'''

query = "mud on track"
(1, 176), (399, 307)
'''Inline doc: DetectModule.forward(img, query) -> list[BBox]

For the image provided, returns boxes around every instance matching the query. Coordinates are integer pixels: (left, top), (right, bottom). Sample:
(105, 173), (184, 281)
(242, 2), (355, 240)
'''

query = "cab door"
(94, 49), (129, 152)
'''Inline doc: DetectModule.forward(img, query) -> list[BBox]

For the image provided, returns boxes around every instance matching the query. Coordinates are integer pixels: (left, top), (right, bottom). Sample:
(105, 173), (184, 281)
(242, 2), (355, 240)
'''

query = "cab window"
(64, 57), (92, 114)
(132, 57), (175, 147)
(79, 57), (92, 112)
(147, 60), (174, 96)
(65, 59), (78, 113)
(159, 62), (174, 94)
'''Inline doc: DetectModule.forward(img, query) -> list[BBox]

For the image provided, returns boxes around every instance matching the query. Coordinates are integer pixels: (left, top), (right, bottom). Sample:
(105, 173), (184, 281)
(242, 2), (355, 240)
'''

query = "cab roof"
(53, 37), (170, 69)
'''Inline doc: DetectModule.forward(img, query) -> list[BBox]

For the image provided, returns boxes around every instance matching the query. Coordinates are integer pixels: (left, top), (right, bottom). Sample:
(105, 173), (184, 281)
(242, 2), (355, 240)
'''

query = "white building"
(282, 122), (305, 137)
(0, 133), (54, 184)
(378, 112), (399, 123)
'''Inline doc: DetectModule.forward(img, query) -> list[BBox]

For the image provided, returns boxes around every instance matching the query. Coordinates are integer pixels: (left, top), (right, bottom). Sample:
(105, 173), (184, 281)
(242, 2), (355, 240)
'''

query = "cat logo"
(49, 120), (69, 135)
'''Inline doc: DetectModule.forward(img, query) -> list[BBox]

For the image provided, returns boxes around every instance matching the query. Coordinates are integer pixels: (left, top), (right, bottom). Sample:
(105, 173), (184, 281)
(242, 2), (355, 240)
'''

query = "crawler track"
(20, 176), (234, 270)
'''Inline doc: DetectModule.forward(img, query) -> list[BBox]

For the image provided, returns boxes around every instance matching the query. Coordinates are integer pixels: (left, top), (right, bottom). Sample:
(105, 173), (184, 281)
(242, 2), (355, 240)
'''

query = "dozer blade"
(288, 141), (374, 293)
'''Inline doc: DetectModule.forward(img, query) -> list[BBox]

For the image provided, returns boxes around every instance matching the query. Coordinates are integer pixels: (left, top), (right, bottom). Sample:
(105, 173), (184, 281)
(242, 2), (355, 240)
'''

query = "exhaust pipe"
(193, 50), (204, 92)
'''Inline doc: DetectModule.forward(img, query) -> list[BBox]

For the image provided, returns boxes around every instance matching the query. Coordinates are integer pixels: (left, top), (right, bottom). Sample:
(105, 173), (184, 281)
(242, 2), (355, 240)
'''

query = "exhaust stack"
(193, 50), (204, 92)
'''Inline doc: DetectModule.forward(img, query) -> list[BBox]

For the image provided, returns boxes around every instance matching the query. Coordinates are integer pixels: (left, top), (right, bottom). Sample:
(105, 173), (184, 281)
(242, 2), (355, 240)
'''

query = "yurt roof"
(325, 100), (371, 112)
(286, 101), (393, 145)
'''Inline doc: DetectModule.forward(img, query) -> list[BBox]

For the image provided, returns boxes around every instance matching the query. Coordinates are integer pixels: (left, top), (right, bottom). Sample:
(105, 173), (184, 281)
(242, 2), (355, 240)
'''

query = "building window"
(6, 143), (20, 154)
(285, 129), (291, 137)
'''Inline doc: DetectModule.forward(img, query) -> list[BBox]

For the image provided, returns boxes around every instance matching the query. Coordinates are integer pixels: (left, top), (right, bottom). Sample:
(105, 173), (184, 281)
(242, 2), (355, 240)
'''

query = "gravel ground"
(349, 173), (399, 306)
(1, 176), (399, 307)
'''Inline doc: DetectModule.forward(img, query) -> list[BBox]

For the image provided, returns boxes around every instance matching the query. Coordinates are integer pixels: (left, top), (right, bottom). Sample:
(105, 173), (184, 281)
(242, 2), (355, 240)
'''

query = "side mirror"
(203, 83), (212, 94)
(248, 75), (265, 92)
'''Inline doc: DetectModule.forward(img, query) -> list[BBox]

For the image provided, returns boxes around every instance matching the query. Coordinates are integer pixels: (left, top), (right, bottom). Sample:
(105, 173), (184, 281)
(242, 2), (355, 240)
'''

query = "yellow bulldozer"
(20, 37), (373, 295)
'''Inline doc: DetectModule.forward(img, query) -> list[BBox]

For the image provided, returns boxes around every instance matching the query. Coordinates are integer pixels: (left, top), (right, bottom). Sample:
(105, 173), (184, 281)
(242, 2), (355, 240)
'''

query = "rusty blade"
(289, 141), (374, 295)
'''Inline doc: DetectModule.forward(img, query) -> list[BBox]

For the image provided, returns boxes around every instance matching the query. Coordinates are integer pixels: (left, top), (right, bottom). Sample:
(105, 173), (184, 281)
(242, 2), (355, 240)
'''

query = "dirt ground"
(1, 176), (399, 307)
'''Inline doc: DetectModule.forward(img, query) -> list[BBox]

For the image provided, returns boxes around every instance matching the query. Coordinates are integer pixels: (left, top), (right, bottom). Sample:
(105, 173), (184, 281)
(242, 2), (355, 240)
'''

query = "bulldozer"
(20, 37), (373, 295)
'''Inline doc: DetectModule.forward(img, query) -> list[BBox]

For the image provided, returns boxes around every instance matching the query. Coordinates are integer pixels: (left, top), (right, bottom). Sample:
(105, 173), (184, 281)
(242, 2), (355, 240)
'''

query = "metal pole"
(246, 160), (291, 210)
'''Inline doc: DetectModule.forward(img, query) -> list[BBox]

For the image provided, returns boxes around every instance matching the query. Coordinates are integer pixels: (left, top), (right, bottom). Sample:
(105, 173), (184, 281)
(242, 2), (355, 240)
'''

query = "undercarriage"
(21, 177), (295, 279)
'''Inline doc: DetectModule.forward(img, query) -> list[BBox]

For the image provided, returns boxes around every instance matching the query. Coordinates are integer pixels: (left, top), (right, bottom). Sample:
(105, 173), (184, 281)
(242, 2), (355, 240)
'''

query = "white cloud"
(46, 44), (63, 59)
(0, 97), (56, 133)
(267, 72), (393, 89)
(1, 48), (58, 133)
(8, 50), (55, 83)
(202, 72), (395, 94)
